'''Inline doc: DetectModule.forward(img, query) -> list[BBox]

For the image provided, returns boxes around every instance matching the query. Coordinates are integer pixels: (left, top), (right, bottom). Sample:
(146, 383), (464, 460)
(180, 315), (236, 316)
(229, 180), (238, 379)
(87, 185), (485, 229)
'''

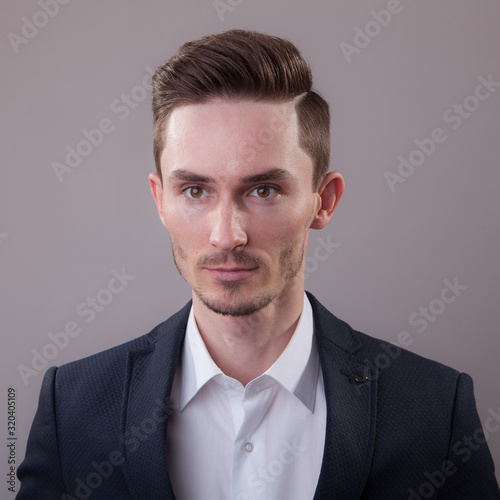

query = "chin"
(194, 283), (276, 317)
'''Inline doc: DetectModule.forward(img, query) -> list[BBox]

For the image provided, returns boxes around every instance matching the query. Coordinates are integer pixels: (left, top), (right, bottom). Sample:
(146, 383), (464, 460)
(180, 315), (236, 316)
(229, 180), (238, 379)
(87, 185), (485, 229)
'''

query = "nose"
(209, 199), (247, 251)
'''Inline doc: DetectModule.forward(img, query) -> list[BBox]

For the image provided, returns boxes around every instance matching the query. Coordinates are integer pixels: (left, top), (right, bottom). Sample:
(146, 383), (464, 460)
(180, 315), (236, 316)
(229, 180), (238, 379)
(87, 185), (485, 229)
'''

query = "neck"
(192, 285), (305, 386)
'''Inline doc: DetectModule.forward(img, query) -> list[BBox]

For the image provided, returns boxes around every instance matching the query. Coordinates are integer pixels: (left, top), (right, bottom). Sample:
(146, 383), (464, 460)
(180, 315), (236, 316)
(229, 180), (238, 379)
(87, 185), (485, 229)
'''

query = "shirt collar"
(178, 292), (319, 413)
(178, 306), (222, 411)
(264, 293), (319, 412)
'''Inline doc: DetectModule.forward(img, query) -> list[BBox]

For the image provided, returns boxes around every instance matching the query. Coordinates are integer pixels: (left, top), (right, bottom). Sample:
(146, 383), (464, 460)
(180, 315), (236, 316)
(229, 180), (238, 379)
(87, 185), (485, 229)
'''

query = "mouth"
(204, 267), (258, 282)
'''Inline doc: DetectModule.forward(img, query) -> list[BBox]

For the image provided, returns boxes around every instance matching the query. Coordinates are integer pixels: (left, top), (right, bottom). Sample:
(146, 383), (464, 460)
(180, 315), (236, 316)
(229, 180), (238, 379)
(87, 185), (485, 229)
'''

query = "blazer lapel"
(120, 302), (191, 500)
(308, 293), (377, 500)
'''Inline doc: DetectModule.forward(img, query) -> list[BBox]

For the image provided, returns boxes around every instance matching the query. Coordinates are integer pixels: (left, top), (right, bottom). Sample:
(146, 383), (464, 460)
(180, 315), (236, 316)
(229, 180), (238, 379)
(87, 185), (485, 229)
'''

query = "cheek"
(163, 199), (207, 240)
(163, 202), (198, 229)
(172, 240), (187, 261)
(165, 215), (203, 257)
(265, 201), (313, 239)
(251, 212), (308, 255)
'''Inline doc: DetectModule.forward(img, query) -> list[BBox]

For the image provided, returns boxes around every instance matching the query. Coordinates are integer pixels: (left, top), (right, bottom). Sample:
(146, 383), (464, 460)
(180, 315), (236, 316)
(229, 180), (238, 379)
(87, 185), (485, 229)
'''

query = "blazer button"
(353, 371), (368, 385)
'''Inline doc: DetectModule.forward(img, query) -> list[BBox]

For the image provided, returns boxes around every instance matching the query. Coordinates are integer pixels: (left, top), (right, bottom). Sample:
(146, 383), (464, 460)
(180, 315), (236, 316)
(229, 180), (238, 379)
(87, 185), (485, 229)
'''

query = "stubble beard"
(171, 238), (306, 317)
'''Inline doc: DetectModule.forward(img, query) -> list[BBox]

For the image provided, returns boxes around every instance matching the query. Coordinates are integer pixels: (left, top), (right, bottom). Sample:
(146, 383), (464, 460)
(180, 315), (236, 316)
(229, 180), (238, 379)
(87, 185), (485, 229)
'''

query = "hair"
(152, 29), (330, 189)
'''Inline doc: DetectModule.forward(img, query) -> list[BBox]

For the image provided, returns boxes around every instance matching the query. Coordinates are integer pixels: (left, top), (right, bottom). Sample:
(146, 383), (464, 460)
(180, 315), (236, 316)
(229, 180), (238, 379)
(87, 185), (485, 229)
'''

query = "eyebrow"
(240, 168), (294, 183)
(169, 170), (215, 183)
(169, 168), (293, 184)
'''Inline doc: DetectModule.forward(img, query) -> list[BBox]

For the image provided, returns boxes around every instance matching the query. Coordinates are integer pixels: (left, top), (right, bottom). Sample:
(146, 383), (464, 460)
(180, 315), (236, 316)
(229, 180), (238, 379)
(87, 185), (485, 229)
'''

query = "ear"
(310, 171), (345, 230)
(149, 173), (168, 228)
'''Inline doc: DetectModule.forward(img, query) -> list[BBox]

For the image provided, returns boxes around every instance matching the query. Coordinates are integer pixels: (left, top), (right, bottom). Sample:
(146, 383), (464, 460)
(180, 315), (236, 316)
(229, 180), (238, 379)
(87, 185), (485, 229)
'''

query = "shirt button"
(244, 442), (254, 453)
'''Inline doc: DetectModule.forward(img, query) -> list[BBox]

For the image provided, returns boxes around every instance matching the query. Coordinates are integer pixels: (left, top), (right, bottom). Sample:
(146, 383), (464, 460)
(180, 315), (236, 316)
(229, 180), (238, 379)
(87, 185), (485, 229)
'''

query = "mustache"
(197, 250), (267, 269)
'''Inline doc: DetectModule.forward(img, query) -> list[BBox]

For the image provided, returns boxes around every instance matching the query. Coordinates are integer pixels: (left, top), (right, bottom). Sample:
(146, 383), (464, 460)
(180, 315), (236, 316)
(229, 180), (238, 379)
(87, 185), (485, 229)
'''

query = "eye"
(184, 186), (206, 199)
(250, 185), (278, 198)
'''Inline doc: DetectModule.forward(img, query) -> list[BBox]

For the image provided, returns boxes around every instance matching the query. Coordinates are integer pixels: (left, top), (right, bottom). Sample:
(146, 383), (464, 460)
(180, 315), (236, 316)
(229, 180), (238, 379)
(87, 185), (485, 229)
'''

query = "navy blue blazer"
(17, 293), (500, 499)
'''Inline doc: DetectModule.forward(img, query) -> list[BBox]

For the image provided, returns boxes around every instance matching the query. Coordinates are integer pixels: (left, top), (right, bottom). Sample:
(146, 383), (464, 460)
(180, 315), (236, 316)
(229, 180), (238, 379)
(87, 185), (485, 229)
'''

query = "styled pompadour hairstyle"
(152, 29), (330, 189)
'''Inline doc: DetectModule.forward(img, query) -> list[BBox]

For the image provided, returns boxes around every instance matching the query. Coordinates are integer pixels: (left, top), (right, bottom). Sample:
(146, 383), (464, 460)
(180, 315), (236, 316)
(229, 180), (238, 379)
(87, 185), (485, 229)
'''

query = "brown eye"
(256, 186), (271, 197)
(188, 187), (204, 198)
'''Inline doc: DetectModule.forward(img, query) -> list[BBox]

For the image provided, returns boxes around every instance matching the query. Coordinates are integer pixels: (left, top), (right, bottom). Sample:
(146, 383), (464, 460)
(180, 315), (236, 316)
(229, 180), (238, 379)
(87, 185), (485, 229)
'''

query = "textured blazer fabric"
(17, 293), (500, 499)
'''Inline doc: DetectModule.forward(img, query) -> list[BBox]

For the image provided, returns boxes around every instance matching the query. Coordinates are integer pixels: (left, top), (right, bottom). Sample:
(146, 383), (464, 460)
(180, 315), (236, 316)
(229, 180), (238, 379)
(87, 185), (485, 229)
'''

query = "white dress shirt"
(166, 293), (326, 500)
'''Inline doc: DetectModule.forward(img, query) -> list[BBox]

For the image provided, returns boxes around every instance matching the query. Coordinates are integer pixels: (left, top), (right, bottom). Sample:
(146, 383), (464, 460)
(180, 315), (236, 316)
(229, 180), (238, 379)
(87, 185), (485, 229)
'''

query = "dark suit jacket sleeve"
(433, 372), (500, 499)
(16, 366), (67, 499)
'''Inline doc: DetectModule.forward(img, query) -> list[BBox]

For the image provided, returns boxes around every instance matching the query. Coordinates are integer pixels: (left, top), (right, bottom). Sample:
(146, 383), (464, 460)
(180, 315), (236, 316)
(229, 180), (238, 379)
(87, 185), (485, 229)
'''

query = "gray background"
(1, 0), (499, 493)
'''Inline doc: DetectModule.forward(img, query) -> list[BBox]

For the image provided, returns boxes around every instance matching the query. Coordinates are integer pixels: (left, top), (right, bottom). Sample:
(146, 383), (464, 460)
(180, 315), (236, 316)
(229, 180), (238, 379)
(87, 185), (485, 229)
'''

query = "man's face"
(150, 98), (337, 316)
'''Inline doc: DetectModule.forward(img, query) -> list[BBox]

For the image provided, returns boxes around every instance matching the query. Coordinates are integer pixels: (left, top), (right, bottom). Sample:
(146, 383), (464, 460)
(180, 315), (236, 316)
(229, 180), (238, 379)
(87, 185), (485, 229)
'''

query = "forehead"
(160, 98), (312, 180)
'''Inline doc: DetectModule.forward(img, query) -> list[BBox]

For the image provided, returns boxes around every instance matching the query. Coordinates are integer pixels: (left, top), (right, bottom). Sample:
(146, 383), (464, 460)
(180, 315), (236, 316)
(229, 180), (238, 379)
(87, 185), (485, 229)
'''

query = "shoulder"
(307, 291), (474, 441)
(307, 291), (462, 387)
(50, 301), (191, 394)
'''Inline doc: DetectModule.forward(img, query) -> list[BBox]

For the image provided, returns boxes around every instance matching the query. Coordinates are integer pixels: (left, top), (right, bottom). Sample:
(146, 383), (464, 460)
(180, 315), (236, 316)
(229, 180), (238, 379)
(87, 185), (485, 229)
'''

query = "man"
(17, 30), (499, 500)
